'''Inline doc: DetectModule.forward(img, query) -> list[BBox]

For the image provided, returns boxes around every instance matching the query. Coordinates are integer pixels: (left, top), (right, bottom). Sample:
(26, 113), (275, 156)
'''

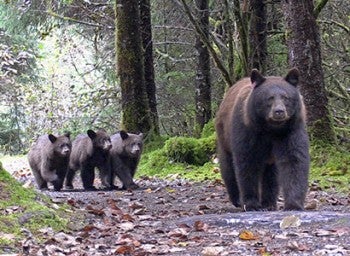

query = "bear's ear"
(48, 134), (57, 143)
(64, 131), (71, 139)
(285, 68), (299, 87)
(87, 130), (97, 139)
(120, 130), (129, 140)
(250, 69), (266, 88)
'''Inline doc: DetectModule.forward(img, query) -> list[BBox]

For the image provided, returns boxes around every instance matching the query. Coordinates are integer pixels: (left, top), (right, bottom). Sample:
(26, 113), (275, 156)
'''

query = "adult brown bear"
(215, 69), (309, 211)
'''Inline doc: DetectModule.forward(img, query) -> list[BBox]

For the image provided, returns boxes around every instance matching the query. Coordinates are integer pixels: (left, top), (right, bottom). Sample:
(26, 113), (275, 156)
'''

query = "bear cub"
(28, 133), (71, 191)
(65, 129), (112, 190)
(104, 131), (143, 190)
(215, 68), (310, 211)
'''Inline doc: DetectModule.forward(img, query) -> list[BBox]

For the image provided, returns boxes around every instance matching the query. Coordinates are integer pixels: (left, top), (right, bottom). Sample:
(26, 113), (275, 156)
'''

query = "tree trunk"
(194, 0), (211, 134)
(282, 0), (335, 143)
(139, 0), (159, 135)
(115, 0), (151, 134)
(233, 0), (249, 76)
(249, 0), (267, 73)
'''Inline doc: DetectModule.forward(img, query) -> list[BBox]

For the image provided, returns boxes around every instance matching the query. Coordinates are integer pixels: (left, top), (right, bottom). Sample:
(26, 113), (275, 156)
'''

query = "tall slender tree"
(282, 0), (335, 143)
(249, 0), (267, 73)
(140, 0), (159, 135)
(115, 0), (151, 134)
(194, 0), (211, 134)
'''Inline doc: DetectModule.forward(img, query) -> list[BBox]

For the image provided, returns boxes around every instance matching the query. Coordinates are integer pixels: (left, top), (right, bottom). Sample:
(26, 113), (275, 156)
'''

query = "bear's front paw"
(84, 186), (97, 191)
(284, 204), (304, 211)
(123, 183), (139, 190)
(242, 199), (262, 211)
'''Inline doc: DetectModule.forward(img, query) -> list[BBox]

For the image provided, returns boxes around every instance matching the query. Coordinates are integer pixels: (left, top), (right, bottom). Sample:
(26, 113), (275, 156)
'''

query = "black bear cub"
(215, 68), (310, 211)
(104, 131), (143, 190)
(28, 133), (71, 191)
(65, 129), (112, 190)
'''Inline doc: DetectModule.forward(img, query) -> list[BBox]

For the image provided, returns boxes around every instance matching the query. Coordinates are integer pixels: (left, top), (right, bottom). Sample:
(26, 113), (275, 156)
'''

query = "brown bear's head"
(119, 131), (143, 158)
(248, 68), (304, 130)
(87, 129), (112, 152)
(48, 133), (72, 158)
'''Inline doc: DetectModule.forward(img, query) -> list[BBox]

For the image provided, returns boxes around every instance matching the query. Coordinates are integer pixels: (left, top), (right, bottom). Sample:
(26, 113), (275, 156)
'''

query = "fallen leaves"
(2, 173), (350, 255)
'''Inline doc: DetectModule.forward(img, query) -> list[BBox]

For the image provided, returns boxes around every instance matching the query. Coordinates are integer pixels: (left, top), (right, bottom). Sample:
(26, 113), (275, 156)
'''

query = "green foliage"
(201, 119), (215, 138)
(137, 147), (220, 181)
(0, 162), (71, 253)
(138, 127), (219, 180)
(309, 140), (350, 192)
(164, 134), (216, 166)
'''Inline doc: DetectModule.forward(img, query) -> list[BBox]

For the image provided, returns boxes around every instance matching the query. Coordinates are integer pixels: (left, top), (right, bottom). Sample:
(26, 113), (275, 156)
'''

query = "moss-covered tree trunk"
(249, 0), (267, 73)
(194, 0), (211, 135)
(140, 0), (159, 135)
(282, 0), (335, 143)
(115, 0), (151, 134)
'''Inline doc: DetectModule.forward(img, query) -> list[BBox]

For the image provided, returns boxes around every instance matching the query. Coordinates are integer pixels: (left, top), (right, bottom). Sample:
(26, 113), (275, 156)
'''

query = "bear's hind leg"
(261, 164), (279, 210)
(218, 149), (240, 207)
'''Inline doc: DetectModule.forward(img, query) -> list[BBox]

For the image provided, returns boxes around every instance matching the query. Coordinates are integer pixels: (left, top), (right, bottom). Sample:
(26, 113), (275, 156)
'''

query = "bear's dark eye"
(282, 95), (289, 100)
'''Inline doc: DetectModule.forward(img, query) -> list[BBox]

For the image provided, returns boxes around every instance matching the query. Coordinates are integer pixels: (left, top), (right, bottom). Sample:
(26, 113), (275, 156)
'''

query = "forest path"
(3, 157), (350, 255)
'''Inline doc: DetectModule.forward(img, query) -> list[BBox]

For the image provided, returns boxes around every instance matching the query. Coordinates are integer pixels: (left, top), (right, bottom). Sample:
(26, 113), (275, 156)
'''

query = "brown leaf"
(86, 205), (105, 216)
(82, 225), (96, 232)
(129, 202), (144, 210)
(67, 198), (76, 207)
(115, 245), (134, 254)
(194, 220), (209, 232)
(239, 230), (257, 240)
(121, 213), (135, 222)
(198, 204), (210, 210)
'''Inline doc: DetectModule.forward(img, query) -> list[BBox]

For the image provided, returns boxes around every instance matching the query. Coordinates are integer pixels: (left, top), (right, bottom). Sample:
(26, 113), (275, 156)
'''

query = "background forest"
(0, 0), (349, 154)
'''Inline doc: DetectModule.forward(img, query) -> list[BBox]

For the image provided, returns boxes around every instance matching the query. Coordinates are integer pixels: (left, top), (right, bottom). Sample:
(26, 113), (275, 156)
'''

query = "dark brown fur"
(103, 131), (143, 190)
(28, 133), (71, 191)
(215, 69), (309, 211)
(65, 129), (112, 190)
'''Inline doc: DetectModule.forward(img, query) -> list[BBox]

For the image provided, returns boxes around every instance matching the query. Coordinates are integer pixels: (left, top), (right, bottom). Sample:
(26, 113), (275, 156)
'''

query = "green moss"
(0, 162), (71, 253)
(309, 140), (349, 192)
(137, 147), (220, 181)
(163, 134), (216, 166)
(201, 119), (216, 138)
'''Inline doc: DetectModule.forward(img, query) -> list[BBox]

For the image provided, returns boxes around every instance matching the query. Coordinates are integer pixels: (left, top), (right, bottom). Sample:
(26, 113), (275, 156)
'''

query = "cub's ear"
(87, 130), (97, 139)
(64, 132), (71, 139)
(48, 134), (57, 143)
(285, 68), (299, 86)
(138, 133), (144, 139)
(120, 130), (129, 140)
(250, 69), (266, 88)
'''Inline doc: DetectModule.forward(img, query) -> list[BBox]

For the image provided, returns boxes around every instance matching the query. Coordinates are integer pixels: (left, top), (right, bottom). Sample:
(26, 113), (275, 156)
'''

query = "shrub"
(164, 134), (216, 166)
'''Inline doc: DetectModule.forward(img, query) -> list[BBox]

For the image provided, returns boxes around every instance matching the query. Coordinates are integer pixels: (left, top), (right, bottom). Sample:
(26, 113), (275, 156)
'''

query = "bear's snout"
(269, 98), (288, 122)
(104, 141), (112, 151)
(273, 109), (286, 120)
(61, 147), (70, 155)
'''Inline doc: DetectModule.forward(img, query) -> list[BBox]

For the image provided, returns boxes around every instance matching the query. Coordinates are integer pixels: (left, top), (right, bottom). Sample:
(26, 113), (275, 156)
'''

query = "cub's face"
(120, 131), (143, 158)
(88, 129), (112, 152)
(49, 134), (72, 157)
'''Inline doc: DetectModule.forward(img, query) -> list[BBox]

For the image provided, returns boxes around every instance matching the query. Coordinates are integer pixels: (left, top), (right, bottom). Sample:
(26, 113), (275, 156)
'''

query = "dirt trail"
(3, 159), (350, 255)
